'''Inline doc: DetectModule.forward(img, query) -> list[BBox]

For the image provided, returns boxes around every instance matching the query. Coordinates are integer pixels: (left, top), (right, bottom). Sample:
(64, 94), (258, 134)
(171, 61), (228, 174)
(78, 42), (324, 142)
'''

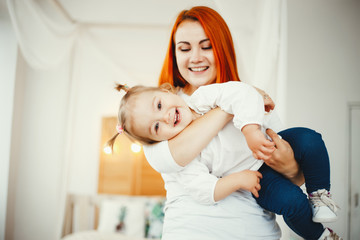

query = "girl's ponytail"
(115, 84), (130, 93)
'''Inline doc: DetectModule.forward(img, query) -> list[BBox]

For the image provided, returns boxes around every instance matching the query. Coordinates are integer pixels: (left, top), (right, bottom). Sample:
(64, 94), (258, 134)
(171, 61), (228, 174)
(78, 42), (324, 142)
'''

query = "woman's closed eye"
(180, 48), (190, 52)
(202, 46), (212, 50)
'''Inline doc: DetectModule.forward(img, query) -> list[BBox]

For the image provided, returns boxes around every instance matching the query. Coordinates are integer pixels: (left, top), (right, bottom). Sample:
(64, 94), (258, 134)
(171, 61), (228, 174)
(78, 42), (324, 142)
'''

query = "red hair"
(159, 6), (240, 87)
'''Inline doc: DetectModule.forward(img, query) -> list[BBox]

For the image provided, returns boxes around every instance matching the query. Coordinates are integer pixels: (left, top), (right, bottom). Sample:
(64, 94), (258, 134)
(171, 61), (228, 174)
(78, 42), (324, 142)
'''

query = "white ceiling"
(55, 0), (219, 26)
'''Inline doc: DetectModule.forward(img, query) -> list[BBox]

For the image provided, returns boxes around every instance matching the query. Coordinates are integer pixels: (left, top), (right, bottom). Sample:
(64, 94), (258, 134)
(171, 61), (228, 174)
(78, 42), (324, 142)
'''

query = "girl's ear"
(159, 83), (175, 93)
(160, 88), (170, 93)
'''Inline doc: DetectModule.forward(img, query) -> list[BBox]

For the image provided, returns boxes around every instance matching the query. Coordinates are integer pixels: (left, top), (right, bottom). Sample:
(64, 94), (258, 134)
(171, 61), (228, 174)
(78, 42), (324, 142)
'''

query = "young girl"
(108, 81), (341, 240)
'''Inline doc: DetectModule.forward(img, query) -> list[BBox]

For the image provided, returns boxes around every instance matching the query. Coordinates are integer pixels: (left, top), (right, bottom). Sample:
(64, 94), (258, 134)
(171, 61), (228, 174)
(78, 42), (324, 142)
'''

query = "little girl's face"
(130, 90), (195, 142)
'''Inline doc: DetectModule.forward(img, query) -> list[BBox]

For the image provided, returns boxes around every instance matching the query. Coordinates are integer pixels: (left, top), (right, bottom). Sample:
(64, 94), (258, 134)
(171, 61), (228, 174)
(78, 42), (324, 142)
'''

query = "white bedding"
(62, 195), (164, 240)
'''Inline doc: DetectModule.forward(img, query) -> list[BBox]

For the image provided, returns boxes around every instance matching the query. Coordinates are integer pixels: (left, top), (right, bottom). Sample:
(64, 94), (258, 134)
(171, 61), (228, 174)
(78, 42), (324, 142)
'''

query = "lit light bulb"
(103, 146), (112, 154)
(131, 143), (141, 153)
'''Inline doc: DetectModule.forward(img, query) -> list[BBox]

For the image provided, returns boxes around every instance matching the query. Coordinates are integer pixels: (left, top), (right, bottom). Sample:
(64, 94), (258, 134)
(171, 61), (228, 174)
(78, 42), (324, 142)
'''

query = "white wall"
(0, 1), (17, 239)
(286, 0), (360, 239)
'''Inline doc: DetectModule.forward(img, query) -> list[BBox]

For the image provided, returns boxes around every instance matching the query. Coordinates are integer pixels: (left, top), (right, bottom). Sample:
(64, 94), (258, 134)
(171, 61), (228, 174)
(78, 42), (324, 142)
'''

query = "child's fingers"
(255, 151), (271, 161)
(260, 145), (275, 155)
(252, 152), (260, 160)
(264, 139), (275, 148)
(254, 171), (263, 179)
(252, 189), (259, 198)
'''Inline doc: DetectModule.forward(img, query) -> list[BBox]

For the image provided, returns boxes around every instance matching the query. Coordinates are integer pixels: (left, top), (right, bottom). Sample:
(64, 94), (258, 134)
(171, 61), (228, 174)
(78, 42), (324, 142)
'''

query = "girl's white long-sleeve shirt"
(143, 81), (283, 239)
(144, 81), (284, 204)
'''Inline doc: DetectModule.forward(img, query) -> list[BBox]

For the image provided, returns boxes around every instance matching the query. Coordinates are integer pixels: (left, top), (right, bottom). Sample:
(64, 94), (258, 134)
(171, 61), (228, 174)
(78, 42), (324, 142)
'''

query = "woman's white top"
(143, 82), (282, 239)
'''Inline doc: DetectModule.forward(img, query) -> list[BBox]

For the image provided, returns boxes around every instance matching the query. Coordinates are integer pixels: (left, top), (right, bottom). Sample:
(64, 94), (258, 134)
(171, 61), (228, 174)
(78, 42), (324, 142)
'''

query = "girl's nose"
(163, 112), (171, 124)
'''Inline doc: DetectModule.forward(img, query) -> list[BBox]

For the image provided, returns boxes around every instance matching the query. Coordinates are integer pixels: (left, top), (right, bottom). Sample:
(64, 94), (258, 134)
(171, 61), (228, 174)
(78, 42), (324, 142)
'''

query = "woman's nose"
(190, 48), (203, 63)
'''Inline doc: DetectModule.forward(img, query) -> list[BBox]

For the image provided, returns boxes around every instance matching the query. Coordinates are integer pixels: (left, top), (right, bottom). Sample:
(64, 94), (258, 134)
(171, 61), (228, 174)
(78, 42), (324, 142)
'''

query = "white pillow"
(97, 198), (145, 238)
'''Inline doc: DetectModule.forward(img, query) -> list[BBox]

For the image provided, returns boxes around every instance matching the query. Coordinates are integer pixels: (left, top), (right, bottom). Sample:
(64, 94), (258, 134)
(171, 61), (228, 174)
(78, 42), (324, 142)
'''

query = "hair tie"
(123, 84), (130, 93)
(116, 124), (124, 134)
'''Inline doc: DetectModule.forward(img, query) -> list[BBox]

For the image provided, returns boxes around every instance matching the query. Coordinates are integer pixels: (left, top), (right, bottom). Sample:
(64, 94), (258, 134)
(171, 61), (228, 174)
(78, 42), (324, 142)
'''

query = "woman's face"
(174, 20), (217, 94)
(129, 90), (195, 142)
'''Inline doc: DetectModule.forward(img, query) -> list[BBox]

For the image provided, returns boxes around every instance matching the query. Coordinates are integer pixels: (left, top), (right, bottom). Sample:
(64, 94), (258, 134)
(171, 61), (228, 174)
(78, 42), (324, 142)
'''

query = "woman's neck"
(182, 84), (198, 95)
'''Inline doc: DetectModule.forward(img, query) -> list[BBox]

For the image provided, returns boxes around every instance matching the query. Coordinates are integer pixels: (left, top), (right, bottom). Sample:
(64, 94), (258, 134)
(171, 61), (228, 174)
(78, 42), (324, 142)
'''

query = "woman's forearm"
(282, 162), (305, 186)
(168, 108), (233, 167)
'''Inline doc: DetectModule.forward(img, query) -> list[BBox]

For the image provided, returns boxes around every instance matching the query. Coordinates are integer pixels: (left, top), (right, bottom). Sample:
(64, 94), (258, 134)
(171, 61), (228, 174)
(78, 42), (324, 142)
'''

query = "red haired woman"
(143, 6), (340, 240)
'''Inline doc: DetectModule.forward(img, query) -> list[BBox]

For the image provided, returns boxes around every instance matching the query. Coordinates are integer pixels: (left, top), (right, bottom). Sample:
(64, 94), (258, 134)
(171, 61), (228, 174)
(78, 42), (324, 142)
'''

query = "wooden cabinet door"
(98, 117), (166, 196)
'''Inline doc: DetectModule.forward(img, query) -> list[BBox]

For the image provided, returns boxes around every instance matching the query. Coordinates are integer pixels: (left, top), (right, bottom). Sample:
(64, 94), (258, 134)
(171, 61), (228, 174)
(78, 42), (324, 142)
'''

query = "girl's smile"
(129, 89), (197, 142)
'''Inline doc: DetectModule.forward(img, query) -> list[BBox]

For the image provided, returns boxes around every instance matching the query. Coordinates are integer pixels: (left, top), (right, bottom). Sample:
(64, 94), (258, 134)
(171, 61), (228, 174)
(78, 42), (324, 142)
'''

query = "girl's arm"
(168, 107), (233, 167)
(213, 170), (263, 201)
(178, 160), (262, 204)
(158, 83), (274, 170)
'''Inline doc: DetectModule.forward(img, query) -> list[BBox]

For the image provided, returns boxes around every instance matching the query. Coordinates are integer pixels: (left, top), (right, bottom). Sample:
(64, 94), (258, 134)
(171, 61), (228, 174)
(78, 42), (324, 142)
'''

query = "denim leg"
(278, 127), (331, 193)
(257, 164), (324, 239)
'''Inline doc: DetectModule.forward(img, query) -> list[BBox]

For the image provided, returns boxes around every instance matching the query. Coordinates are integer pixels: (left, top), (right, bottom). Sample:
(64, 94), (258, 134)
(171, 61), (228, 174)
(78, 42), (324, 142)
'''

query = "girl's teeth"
(174, 111), (179, 124)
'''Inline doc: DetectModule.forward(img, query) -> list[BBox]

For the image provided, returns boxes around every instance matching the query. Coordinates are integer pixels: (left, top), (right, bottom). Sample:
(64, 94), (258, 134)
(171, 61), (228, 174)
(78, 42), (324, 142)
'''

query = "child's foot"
(318, 228), (342, 240)
(309, 189), (339, 223)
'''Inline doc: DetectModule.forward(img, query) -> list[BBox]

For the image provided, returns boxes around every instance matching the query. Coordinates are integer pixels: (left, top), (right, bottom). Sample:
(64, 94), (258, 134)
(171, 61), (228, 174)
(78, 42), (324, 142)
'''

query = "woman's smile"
(189, 66), (209, 72)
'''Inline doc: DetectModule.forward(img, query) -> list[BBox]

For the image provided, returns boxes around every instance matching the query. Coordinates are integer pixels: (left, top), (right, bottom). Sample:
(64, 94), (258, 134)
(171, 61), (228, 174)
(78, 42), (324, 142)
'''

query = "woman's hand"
(264, 129), (305, 186)
(253, 87), (275, 112)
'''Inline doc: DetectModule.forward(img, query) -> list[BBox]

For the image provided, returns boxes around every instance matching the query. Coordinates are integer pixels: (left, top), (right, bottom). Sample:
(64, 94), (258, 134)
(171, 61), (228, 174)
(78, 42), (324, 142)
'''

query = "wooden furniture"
(98, 117), (166, 196)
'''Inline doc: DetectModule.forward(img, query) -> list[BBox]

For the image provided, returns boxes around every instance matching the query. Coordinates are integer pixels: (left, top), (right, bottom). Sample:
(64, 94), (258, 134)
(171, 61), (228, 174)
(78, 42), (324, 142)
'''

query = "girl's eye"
(154, 122), (159, 133)
(180, 48), (190, 52)
(157, 101), (162, 110)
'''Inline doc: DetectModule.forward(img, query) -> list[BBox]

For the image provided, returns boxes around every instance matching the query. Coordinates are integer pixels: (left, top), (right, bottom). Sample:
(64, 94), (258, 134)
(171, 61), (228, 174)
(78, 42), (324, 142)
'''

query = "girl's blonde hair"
(107, 83), (176, 149)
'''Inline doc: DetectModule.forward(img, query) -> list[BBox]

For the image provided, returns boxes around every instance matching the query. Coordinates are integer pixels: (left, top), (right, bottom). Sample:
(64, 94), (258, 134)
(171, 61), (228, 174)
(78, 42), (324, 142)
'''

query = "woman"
(142, 6), (339, 240)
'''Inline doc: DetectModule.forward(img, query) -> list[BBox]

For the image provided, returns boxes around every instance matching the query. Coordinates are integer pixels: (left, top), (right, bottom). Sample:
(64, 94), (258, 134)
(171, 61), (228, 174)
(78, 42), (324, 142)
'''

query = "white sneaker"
(318, 228), (342, 240)
(309, 189), (339, 223)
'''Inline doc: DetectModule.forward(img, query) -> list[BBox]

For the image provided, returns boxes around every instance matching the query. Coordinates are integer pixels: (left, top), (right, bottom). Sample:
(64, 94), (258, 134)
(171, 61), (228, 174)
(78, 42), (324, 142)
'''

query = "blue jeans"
(255, 127), (330, 239)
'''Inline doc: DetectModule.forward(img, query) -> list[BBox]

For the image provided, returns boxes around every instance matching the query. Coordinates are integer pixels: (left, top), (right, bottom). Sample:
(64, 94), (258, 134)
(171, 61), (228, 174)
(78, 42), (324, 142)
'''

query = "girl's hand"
(242, 124), (275, 161)
(236, 170), (263, 198)
(214, 169), (262, 201)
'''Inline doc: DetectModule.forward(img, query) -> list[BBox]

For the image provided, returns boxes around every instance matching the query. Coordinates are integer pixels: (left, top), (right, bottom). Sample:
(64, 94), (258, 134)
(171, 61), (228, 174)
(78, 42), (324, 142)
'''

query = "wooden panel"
(98, 117), (166, 196)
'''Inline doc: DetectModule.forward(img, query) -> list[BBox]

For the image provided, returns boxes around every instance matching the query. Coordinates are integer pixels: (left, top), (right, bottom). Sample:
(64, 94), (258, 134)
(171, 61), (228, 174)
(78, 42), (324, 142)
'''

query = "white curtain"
(215, 0), (287, 120)
(6, 0), (287, 239)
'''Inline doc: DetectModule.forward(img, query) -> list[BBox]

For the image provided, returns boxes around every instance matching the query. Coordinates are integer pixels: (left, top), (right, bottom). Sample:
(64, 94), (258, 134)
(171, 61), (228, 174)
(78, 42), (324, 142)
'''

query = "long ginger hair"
(159, 6), (241, 88)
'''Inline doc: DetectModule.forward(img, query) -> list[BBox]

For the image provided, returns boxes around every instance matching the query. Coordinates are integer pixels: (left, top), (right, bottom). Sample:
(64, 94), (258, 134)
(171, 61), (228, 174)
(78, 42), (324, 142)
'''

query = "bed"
(61, 194), (165, 240)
